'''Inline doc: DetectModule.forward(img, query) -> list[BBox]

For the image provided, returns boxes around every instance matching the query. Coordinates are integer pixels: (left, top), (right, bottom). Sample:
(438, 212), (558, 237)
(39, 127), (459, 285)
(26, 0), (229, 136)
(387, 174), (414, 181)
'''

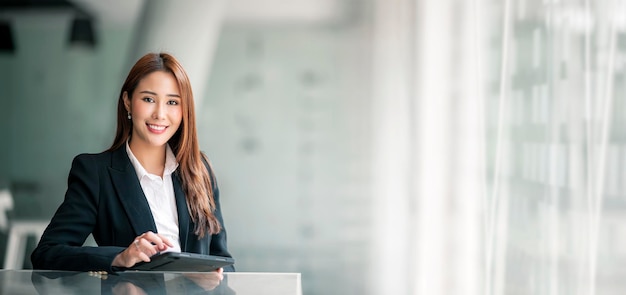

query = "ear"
(123, 91), (130, 113)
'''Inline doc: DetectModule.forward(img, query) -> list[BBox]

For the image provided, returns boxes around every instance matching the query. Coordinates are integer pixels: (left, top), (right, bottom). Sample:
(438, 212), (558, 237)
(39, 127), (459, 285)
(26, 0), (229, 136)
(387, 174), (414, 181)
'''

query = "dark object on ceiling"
(69, 17), (96, 47)
(0, 0), (97, 49)
(0, 20), (15, 52)
(0, 0), (79, 11)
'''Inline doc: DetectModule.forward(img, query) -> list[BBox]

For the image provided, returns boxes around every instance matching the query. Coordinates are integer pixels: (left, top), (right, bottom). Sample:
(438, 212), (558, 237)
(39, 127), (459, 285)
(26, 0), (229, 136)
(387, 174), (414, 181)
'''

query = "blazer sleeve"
(31, 154), (125, 272)
(204, 157), (235, 272)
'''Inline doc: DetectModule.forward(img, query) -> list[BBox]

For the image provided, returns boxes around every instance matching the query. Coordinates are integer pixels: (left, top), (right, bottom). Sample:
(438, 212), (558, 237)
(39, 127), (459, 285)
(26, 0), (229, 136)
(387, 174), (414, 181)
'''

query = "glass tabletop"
(0, 270), (302, 295)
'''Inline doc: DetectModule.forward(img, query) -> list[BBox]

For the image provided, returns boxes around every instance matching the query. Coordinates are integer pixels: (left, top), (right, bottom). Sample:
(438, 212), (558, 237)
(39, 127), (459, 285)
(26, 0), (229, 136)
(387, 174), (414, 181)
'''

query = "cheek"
(131, 100), (148, 115)
(171, 109), (183, 126)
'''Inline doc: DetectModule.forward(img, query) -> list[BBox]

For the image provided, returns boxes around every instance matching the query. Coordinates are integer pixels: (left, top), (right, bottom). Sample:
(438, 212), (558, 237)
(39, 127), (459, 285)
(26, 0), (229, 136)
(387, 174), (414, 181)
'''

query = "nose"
(153, 102), (165, 119)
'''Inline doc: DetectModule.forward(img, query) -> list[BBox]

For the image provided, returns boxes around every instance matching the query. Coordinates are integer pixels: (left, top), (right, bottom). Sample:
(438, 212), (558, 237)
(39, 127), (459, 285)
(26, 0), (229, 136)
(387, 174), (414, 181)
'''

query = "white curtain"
(371, 0), (626, 294)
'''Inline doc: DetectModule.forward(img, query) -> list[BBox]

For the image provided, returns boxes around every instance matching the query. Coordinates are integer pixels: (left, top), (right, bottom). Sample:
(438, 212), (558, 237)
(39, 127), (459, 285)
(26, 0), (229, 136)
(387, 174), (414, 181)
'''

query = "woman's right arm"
(30, 154), (125, 272)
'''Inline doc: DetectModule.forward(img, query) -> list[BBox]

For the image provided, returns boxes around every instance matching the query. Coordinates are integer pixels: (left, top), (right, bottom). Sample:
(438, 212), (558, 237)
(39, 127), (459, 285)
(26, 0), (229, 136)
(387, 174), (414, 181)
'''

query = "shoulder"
(199, 151), (216, 174)
(72, 149), (114, 163)
(71, 148), (125, 170)
(197, 151), (220, 189)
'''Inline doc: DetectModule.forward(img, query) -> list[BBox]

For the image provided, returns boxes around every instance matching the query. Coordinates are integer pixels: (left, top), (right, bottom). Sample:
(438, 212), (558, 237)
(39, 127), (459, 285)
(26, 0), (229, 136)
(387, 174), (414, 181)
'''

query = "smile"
(147, 124), (167, 133)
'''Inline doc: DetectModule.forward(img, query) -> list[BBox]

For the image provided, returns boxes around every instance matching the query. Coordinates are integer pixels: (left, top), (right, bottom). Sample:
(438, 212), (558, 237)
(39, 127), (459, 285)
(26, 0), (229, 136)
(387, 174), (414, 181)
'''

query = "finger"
(156, 243), (169, 252)
(207, 268), (223, 281)
(142, 231), (163, 245)
(137, 251), (151, 263)
(140, 232), (165, 251)
(156, 234), (174, 247)
(123, 242), (151, 267)
(132, 239), (141, 253)
(142, 232), (173, 250)
(136, 238), (159, 256)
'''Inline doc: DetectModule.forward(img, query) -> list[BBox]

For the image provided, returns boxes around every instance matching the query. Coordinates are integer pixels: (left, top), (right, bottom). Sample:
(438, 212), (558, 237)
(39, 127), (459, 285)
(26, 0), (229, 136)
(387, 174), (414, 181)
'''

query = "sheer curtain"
(484, 0), (626, 294)
(371, 0), (626, 294)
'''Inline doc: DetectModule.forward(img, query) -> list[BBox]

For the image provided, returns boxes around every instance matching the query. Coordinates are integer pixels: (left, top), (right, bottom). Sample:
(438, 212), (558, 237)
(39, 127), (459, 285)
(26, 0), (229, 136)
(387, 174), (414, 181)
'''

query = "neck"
(129, 140), (166, 177)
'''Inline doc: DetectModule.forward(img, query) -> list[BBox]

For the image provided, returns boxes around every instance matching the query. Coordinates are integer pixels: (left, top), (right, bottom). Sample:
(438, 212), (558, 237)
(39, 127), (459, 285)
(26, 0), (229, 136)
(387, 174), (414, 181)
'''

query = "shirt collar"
(163, 144), (179, 175)
(126, 141), (179, 179)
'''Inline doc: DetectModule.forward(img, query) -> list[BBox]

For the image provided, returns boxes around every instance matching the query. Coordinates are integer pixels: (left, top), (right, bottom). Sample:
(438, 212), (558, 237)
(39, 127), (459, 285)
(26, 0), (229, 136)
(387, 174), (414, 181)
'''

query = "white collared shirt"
(126, 141), (182, 253)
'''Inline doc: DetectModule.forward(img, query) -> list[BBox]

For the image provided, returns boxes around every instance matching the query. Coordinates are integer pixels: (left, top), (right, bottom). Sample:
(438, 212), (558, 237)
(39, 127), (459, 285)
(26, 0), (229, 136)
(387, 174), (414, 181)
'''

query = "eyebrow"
(139, 90), (181, 98)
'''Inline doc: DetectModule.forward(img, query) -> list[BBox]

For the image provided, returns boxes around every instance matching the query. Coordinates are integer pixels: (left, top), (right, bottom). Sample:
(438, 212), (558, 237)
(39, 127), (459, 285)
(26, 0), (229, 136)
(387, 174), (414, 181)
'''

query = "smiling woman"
(30, 53), (234, 278)
(123, 71), (183, 176)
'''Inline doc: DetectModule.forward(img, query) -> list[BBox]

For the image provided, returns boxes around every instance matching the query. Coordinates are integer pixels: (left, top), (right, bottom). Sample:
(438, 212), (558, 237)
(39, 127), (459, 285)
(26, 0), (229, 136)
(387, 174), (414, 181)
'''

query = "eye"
(142, 97), (155, 103)
(167, 100), (179, 105)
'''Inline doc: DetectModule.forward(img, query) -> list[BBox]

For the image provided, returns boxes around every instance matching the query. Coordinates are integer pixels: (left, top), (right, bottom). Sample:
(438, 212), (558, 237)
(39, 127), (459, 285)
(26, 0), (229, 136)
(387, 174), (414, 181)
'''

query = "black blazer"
(31, 146), (234, 272)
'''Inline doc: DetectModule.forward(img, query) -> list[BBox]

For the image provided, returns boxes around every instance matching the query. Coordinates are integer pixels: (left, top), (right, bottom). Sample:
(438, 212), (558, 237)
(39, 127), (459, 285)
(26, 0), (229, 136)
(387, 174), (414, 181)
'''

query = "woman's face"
(124, 71), (183, 150)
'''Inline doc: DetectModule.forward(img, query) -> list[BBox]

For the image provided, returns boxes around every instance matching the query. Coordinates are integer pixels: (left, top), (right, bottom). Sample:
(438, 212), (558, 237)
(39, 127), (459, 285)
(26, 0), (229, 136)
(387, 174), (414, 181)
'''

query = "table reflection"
(0, 270), (301, 295)
(30, 271), (233, 295)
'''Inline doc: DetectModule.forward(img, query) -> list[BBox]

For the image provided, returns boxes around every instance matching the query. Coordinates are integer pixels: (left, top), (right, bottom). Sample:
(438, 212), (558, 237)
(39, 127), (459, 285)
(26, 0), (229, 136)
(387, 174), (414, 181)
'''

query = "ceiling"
(71, 0), (142, 25)
(0, 0), (347, 26)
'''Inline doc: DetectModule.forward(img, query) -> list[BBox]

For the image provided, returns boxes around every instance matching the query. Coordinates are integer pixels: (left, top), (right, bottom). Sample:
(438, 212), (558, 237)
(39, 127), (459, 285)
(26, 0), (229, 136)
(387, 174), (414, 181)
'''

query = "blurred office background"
(1, 0), (626, 294)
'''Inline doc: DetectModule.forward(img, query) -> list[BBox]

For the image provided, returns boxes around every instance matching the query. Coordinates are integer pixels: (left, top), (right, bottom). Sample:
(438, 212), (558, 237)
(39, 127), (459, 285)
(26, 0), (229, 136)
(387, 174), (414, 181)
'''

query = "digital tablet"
(129, 252), (235, 272)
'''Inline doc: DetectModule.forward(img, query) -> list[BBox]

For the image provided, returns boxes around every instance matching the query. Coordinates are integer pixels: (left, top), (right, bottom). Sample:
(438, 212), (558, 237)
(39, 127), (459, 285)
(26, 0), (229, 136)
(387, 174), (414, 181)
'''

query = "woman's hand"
(112, 282), (148, 295)
(183, 268), (224, 291)
(112, 231), (174, 268)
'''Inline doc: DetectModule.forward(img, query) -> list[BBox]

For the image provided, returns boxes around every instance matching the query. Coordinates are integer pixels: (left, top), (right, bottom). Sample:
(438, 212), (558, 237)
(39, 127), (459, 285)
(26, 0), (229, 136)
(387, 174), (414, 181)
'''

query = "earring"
(127, 112), (131, 120)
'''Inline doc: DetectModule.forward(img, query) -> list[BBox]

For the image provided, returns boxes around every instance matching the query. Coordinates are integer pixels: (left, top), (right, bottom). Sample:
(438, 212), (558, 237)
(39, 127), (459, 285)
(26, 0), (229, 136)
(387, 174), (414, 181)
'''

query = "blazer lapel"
(108, 147), (158, 236)
(172, 172), (191, 250)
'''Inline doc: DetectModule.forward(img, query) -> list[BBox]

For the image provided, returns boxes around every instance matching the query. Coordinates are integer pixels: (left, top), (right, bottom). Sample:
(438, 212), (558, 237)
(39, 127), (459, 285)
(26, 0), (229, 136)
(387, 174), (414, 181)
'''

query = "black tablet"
(129, 252), (235, 272)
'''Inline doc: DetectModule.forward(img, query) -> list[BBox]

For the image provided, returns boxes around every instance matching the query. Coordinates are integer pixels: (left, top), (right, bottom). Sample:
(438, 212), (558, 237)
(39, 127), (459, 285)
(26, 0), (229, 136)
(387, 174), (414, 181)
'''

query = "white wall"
(198, 24), (373, 295)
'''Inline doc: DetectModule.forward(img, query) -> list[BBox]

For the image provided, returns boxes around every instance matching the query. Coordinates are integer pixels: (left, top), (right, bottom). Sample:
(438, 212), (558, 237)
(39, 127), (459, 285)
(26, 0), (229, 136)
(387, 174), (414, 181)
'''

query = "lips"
(146, 123), (167, 134)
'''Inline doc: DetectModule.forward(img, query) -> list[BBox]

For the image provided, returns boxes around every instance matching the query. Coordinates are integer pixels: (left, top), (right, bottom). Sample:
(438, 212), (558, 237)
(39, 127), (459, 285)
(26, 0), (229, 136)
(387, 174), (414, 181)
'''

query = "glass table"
(0, 270), (302, 295)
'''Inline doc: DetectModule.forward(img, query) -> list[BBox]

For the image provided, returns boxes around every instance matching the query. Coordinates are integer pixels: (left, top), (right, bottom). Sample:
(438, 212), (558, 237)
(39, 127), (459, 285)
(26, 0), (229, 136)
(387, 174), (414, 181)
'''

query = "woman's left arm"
(206, 161), (235, 272)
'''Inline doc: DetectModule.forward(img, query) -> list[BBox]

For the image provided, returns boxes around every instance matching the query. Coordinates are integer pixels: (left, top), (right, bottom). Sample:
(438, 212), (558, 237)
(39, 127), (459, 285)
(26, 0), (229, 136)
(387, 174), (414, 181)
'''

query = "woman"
(31, 53), (234, 275)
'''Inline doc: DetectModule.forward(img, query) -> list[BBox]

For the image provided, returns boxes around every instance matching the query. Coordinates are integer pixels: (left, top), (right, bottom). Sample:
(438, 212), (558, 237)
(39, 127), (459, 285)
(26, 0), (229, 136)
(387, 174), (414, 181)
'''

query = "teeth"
(148, 124), (166, 131)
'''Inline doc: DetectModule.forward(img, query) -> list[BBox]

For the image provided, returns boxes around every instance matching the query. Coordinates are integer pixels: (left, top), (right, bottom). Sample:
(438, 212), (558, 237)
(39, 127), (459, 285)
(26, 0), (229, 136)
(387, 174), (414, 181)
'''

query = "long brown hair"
(108, 52), (220, 238)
